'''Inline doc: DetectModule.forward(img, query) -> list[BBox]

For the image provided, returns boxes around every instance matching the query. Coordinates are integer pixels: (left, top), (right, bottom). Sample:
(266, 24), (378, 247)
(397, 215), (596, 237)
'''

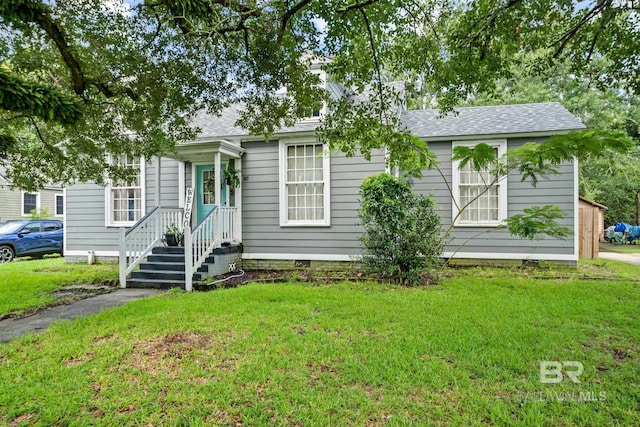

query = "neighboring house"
(64, 100), (585, 289)
(0, 166), (64, 223)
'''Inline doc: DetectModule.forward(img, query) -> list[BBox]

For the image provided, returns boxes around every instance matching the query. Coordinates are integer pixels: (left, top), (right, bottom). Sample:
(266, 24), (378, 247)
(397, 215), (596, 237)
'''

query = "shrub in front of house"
(359, 173), (442, 286)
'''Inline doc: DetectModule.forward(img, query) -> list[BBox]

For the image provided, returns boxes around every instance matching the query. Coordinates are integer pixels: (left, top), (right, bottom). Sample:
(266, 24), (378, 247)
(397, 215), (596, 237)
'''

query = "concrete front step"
(125, 278), (186, 290)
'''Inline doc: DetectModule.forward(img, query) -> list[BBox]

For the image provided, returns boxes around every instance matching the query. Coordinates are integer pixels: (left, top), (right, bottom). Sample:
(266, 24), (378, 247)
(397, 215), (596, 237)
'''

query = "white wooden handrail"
(184, 206), (218, 292)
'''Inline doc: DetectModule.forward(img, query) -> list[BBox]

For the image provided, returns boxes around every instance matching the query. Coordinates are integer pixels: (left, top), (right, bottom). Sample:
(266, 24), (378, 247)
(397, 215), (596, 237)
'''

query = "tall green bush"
(359, 173), (442, 286)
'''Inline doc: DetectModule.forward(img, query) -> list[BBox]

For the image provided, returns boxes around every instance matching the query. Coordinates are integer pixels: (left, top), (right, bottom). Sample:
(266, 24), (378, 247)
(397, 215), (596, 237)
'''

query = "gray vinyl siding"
(185, 163), (193, 188)
(145, 157), (180, 207)
(65, 182), (117, 252)
(412, 137), (575, 257)
(0, 188), (23, 222)
(241, 140), (385, 257)
(65, 157), (181, 253)
(0, 187), (62, 222)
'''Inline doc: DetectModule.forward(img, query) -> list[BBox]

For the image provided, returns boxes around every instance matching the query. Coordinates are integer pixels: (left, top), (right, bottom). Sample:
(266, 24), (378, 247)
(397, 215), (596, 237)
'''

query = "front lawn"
(1, 263), (638, 425)
(600, 241), (640, 254)
(0, 258), (118, 318)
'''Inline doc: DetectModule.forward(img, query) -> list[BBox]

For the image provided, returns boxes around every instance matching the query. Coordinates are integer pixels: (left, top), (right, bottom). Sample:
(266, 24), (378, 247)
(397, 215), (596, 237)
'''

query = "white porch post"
(155, 156), (161, 207)
(184, 225), (193, 292)
(214, 152), (221, 206)
(214, 152), (222, 244)
(118, 228), (126, 288)
(236, 156), (242, 241)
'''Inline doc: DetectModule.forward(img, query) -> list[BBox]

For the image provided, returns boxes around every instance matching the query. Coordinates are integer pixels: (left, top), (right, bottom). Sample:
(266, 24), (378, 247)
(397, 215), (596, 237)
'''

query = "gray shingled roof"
(400, 102), (584, 138)
(189, 101), (584, 140)
(190, 105), (320, 140)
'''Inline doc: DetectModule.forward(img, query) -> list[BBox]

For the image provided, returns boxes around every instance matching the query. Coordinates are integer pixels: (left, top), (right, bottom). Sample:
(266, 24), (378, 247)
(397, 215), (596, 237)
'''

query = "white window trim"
(300, 70), (328, 122)
(104, 156), (146, 227)
(21, 191), (40, 217)
(451, 139), (507, 227)
(55, 193), (64, 217)
(279, 139), (331, 227)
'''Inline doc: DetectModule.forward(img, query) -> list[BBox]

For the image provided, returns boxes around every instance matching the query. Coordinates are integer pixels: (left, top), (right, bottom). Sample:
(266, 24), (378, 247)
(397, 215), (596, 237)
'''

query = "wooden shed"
(578, 196), (608, 259)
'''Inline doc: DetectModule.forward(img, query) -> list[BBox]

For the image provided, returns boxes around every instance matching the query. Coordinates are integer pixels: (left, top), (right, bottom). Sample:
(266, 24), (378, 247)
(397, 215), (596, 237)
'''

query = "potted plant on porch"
(223, 167), (241, 188)
(164, 224), (183, 247)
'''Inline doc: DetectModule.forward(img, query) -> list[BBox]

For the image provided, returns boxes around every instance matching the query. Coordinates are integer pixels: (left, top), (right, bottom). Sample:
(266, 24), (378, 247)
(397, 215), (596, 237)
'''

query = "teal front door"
(196, 165), (227, 224)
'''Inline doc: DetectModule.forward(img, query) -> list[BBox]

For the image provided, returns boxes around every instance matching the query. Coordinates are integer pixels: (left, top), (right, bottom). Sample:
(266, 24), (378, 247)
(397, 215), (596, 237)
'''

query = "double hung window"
(279, 141), (330, 226)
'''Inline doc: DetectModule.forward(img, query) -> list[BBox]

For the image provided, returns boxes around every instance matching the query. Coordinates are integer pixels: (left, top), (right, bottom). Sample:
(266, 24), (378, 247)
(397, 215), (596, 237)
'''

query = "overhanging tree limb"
(0, 69), (81, 125)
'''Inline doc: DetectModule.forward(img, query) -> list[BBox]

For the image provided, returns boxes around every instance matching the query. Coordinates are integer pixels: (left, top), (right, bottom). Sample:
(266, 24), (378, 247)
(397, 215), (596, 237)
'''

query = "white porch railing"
(119, 205), (240, 291)
(219, 207), (240, 242)
(119, 207), (183, 288)
(184, 206), (241, 291)
(184, 207), (217, 292)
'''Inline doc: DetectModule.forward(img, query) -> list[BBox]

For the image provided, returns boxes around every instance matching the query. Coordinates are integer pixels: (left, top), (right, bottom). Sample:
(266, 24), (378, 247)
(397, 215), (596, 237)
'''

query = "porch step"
(153, 246), (185, 254)
(126, 244), (242, 290)
(127, 245), (211, 289)
(139, 261), (186, 271)
(147, 253), (185, 263)
(124, 278), (186, 289)
(131, 270), (188, 281)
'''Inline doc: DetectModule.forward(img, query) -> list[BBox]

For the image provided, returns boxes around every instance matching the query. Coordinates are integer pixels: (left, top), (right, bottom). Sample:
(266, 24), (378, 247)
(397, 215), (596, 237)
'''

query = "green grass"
(600, 241), (640, 254)
(1, 266), (638, 425)
(0, 258), (118, 317)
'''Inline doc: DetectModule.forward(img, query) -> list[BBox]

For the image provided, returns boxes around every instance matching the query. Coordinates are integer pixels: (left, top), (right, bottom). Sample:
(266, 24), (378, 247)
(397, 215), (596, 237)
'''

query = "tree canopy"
(465, 59), (640, 225)
(0, 0), (638, 189)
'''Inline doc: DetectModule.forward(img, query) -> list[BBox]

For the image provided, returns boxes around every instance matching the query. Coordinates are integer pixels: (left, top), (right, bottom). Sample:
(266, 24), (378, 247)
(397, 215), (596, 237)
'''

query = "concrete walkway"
(0, 288), (163, 344)
(598, 251), (640, 266)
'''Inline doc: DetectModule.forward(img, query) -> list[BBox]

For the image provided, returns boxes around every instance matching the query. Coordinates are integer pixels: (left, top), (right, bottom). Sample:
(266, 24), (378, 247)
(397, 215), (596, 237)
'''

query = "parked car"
(0, 220), (64, 262)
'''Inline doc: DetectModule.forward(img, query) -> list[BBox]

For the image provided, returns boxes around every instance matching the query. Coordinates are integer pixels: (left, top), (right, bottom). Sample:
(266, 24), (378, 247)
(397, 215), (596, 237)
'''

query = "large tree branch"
(277, 0), (313, 45)
(338, 0), (379, 13)
(154, 0), (262, 36)
(358, 8), (389, 129)
(2, 1), (121, 99)
(550, 0), (612, 58)
(26, 3), (86, 96)
(466, 0), (522, 44)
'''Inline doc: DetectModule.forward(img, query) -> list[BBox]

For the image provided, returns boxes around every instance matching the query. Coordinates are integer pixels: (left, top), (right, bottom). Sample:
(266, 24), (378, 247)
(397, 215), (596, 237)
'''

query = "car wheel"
(0, 245), (15, 262)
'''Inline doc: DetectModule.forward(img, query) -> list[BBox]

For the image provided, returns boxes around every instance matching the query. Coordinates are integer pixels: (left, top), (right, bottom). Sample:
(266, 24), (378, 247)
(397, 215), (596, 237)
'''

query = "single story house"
(63, 102), (584, 289)
(0, 166), (64, 223)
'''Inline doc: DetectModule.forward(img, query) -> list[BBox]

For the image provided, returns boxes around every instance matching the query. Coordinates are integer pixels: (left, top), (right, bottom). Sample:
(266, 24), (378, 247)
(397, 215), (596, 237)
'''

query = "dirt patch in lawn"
(194, 269), (379, 291)
(124, 332), (215, 377)
(0, 283), (117, 321)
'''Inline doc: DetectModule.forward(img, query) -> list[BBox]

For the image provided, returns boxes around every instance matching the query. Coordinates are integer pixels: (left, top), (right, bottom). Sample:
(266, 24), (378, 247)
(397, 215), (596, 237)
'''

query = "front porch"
(118, 140), (244, 291)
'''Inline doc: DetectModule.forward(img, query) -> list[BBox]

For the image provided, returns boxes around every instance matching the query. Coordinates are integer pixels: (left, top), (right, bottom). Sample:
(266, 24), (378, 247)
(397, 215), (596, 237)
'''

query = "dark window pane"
(23, 193), (37, 215)
(56, 196), (64, 215)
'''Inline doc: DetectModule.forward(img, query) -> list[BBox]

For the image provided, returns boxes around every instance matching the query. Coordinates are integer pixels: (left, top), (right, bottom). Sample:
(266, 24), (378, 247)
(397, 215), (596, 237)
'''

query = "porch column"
(214, 152), (221, 206)
(236, 155), (242, 241)
(155, 156), (161, 207)
(214, 152), (222, 243)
